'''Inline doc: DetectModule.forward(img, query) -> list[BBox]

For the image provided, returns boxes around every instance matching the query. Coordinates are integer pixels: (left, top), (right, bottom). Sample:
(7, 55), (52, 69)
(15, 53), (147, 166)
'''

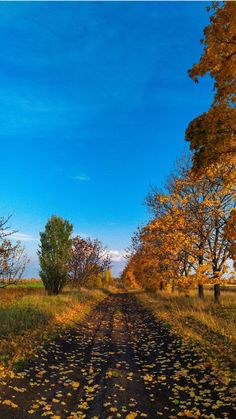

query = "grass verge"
(136, 289), (236, 389)
(0, 286), (107, 382)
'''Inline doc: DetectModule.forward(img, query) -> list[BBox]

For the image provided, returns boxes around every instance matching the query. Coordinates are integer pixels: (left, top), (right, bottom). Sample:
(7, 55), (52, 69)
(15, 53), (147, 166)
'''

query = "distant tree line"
(122, 2), (236, 303)
(0, 213), (112, 295)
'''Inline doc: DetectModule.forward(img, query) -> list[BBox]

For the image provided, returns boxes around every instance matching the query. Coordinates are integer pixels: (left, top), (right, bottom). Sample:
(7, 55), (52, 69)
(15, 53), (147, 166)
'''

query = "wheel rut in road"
(0, 292), (235, 418)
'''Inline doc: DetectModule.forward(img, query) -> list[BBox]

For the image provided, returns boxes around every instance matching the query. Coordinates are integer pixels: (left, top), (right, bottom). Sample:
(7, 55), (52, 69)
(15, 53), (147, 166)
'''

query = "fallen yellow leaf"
(2, 399), (18, 409)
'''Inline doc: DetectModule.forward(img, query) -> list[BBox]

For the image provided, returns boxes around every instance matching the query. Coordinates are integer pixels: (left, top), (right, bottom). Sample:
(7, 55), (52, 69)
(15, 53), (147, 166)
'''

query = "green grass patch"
(0, 301), (51, 337)
(8, 280), (44, 288)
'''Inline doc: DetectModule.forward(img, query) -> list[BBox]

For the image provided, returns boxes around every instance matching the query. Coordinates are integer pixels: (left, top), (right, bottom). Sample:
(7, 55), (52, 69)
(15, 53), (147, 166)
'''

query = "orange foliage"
(123, 160), (235, 292)
(188, 2), (236, 171)
(224, 209), (236, 268)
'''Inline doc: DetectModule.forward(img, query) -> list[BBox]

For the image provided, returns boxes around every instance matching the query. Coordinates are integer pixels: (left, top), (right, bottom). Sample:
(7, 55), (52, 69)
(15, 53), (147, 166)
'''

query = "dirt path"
(0, 293), (235, 418)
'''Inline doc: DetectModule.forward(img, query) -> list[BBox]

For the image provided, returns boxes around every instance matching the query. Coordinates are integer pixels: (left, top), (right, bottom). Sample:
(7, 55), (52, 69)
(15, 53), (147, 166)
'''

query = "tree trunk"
(214, 283), (220, 304)
(48, 288), (59, 296)
(212, 264), (221, 304)
(198, 284), (204, 299)
(160, 280), (164, 291)
(197, 254), (205, 299)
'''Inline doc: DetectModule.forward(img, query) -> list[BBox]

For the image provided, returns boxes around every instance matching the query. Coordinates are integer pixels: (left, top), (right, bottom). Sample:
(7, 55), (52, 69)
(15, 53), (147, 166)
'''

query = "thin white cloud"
(71, 174), (90, 182)
(108, 250), (125, 263)
(11, 232), (38, 242)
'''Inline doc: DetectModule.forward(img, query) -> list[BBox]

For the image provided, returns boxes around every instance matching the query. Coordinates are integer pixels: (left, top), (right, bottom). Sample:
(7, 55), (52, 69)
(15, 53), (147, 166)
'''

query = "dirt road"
(0, 293), (235, 418)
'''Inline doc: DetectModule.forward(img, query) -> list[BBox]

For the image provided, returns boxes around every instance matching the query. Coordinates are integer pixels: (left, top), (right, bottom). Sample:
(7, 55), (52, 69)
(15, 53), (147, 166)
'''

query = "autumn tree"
(103, 269), (113, 286)
(124, 218), (186, 293)
(38, 216), (73, 295)
(68, 236), (111, 288)
(143, 196), (194, 292)
(147, 160), (235, 298)
(124, 211), (195, 293)
(224, 209), (236, 269)
(190, 2), (236, 108)
(146, 165), (207, 294)
(0, 216), (29, 287)
(124, 3), (236, 301)
(125, 156), (235, 301)
(121, 258), (140, 289)
(187, 2), (236, 170)
(123, 229), (155, 290)
(179, 167), (235, 299)
(0, 215), (13, 241)
(0, 240), (29, 287)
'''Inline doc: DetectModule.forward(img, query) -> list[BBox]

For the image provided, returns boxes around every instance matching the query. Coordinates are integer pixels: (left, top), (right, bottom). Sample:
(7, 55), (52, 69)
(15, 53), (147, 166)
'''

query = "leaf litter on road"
(0, 293), (235, 418)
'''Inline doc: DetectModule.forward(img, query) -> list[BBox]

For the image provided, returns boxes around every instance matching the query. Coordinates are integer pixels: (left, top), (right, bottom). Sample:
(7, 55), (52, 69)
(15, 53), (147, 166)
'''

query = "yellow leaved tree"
(187, 2), (236, 174)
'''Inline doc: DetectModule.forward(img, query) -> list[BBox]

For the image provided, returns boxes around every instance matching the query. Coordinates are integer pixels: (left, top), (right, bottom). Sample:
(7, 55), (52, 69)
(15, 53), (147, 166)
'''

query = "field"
(6, 279), (44, 288)
(137, 287), (236, 387)
(0, 283), (107, 381)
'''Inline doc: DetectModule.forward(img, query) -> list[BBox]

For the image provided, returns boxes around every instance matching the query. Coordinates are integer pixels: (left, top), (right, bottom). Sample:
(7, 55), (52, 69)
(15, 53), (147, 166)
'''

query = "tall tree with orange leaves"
(124, 157), (235, 301)
(224, 209), (236, 269)
(186, 2), (236, 171)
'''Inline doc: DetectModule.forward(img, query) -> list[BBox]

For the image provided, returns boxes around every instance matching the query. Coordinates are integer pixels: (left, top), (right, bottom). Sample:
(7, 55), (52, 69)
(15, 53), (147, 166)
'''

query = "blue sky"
(0, 1), (213, 276)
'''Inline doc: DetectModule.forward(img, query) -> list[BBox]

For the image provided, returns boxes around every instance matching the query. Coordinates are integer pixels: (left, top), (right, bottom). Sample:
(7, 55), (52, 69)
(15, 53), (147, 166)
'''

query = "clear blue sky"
(0, 1), (213, 276)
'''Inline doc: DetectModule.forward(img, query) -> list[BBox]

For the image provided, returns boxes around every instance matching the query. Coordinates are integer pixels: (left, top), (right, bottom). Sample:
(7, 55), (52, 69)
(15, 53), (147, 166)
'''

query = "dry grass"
(0, 286), (107, 381)
(137, 288), (236, 386)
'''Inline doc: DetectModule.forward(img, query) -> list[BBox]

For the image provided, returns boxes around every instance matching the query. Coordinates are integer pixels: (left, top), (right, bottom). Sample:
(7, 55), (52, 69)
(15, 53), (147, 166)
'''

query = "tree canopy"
(187, 2), (236, 171)
(38, 215), (73, 295)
